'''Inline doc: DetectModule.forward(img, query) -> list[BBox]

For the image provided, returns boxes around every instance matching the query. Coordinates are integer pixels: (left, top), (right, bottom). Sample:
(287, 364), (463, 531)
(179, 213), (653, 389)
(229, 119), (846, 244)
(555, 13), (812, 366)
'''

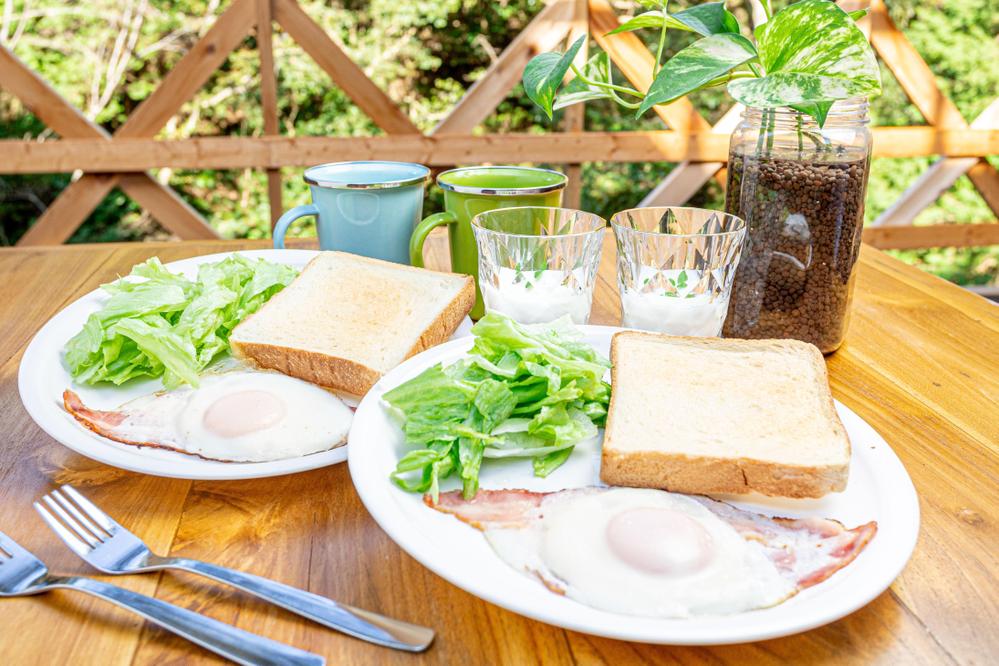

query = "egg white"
(108, 370), (353, 462)
(484, 488), (796, 618)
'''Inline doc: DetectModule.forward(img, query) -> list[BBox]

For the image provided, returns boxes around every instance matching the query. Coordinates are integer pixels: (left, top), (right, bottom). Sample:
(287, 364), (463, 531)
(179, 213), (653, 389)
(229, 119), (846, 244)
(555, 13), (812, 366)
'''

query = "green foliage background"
(0, 0), (996, 285)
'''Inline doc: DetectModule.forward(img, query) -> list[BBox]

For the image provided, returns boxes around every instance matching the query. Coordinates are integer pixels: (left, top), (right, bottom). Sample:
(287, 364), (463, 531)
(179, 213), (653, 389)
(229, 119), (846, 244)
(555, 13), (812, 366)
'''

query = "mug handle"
(410, 211), (457, 267)
(273, 204), (319, 249)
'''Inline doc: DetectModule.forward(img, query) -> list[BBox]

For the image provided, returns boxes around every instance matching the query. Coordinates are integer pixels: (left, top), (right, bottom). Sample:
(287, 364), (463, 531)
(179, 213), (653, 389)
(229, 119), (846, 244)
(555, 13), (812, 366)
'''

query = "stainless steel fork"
(0, 529), (324, 666)
(35, 485), (434, 652)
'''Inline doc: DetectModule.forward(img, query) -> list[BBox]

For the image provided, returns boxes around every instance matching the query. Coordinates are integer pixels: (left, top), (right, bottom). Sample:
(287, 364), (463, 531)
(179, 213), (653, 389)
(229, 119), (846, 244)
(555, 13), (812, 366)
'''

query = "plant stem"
(766, 107), (776, 156)
(652, 8), (669, 79)
(703, 70), (756, 88)
(796, 111), (803, 157)
(755, 107), (768, 157)
(569, 63), (643, 98)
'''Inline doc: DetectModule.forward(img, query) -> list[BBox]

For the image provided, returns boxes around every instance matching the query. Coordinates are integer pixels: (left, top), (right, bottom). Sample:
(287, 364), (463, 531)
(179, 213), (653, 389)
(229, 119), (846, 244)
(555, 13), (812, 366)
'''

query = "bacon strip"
(428, 487), (878, 593)
(427, 489), (548, 529)
(64, 389), (128, 432)
(691, 496), (878, 589)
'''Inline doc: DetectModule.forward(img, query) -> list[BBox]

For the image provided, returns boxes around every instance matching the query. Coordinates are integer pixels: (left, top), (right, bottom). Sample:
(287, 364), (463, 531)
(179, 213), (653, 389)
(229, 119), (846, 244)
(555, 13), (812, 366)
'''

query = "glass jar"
(722, 98), (873, 353)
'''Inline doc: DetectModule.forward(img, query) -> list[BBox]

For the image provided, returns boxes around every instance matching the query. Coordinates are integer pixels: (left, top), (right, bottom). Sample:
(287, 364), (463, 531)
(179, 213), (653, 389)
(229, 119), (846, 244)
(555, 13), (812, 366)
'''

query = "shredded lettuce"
(386, 313), (610, 501)
(64, 255), (297, 388)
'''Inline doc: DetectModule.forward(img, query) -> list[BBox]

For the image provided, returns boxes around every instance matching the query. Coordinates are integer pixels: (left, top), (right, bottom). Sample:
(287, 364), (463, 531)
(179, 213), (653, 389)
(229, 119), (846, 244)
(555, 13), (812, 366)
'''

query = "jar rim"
(740, 96), (870, 124)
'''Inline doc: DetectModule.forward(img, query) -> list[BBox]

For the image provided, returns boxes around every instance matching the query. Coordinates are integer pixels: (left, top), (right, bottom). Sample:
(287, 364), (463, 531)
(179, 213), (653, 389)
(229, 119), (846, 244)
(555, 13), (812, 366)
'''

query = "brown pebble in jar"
(723, 149), (869, 352)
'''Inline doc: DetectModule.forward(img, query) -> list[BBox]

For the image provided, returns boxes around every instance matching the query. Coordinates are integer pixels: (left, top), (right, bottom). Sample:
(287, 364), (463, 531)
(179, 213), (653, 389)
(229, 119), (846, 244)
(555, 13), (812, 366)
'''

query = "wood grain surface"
(0, 236), (996, 665)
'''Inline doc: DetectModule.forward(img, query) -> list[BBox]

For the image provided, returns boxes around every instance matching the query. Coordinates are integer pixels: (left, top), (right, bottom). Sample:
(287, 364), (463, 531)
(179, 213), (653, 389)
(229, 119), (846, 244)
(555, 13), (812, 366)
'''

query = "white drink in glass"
(481, 266), (592, 325)
(621, 268), (729, 337)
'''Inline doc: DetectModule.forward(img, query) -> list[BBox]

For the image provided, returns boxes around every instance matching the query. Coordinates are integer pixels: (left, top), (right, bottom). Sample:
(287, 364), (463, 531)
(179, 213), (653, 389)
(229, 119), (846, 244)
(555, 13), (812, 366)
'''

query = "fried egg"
(430, 487), (876, 618)
(63, 370), (353, 462)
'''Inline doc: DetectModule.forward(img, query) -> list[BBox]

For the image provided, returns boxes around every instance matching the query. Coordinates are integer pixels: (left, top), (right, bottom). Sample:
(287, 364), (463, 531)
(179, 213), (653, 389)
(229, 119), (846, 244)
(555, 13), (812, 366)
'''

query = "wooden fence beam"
(0, 45), (215, 244)
(640, 104), (743, 207)
(433, 0), (574, 135)
(4, 127), (995, 173)
(256, 0), (283, 226)
(0, 46), (109, 139)
(875, 100), (999, 226)
(869, 0), (999, 220)
(273, 0), (418, 134)
(863, 222), (999, 250)
(15, 175), (119, 245)
(17, 0), (255, 244)
(118, 174), (217, 239)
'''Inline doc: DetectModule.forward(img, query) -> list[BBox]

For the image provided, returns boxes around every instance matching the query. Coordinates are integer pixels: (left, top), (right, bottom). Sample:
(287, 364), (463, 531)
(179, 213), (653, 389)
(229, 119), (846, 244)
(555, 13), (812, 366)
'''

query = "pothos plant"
(522, 0), (882, 128)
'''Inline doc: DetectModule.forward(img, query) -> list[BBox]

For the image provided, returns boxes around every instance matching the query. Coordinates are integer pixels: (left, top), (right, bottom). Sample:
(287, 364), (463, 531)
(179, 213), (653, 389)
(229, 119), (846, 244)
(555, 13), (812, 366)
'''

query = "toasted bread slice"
(230, 252), (475, 395)
(601, 331), (850, 498)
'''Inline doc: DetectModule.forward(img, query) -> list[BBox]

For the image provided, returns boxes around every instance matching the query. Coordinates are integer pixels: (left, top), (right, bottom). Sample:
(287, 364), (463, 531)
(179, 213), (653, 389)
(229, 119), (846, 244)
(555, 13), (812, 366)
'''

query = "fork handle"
(165, 558), (434, 652)
(53, 577), (325, 666)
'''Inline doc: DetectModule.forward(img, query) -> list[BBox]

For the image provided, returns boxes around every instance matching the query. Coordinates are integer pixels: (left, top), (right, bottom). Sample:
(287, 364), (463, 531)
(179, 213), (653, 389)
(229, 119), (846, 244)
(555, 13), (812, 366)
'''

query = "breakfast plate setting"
(19, 249), (473, 480)
(8, 160), (932, 662)
(348, 326), (920, 645)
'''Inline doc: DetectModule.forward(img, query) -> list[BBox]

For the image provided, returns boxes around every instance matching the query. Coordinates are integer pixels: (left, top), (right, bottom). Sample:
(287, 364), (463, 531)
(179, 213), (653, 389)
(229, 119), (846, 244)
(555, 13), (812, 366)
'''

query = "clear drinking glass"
(612, 207), (747, 336)
(472, 207), (606, 324)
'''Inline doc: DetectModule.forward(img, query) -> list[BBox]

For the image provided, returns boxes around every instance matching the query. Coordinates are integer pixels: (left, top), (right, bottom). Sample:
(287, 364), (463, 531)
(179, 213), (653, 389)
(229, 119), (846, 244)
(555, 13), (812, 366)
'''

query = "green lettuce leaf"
(387, 314), (610, 499)
(64, 255), (297, 387)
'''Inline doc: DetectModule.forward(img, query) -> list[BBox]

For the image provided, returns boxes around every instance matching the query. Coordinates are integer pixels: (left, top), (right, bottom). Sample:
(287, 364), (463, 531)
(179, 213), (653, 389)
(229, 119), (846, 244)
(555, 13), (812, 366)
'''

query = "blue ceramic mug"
(273, 161), (430, 264)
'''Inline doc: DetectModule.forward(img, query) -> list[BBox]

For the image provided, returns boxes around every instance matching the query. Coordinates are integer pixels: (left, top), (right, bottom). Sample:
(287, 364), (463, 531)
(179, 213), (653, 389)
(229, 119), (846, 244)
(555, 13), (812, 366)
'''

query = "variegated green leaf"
(671, 2), (740, 36)
(608, 3), (738, 37)
(756, 0), (880, 94)
(848, 9), (869, 21)
(554, 53), (613, 110)
(607, 11), (669, 36)
(730, 0), (881, 124)
(522, 35), (587, 120)
(639, 33), (757, 115)
(728, 72), (873, 109)
(790, 101), (834, 126)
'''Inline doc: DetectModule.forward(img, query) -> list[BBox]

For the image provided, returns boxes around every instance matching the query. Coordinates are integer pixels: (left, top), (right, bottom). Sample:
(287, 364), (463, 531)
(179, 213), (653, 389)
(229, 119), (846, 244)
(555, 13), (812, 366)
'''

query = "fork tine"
(34, 502), (93, 558)
(61, 485), (119, 533)
(40, 496), (101, 549)
(49, 488), (105, 539)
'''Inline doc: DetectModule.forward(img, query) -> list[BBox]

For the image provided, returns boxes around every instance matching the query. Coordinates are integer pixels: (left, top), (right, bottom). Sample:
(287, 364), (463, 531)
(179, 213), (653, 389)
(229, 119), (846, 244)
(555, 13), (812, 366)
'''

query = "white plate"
(348, 326), (920, 645)
(18, 250), (473, 481)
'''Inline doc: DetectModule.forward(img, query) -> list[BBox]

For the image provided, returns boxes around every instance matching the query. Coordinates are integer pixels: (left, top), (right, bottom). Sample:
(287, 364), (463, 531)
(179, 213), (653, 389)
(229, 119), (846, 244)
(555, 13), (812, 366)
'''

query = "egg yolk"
(605, 507), (715, 576)
(202, 390), (287, 438)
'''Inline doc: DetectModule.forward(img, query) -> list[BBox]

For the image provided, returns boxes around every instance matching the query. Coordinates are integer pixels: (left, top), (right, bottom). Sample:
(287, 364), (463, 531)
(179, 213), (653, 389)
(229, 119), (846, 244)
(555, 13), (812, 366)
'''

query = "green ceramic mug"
(410, 166), (567, 318)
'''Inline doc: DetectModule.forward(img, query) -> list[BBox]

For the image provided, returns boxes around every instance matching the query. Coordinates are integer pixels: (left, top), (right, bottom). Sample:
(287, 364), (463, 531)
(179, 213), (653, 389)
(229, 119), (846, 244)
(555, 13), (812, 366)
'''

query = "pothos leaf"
(755, 0), (880, 96)
(848, 9), (869, 21)
(729, 72), (873, 109)
(607, 11), (668, 36)
(731, 0), (882, 124)
(671, 2), (740, 36)
(522, 35), (587, 120)
(790, 101), (834, 127)
(608, 3), (738, 38)
(639, 33), (757, 115)
(554, 52), (613, 110)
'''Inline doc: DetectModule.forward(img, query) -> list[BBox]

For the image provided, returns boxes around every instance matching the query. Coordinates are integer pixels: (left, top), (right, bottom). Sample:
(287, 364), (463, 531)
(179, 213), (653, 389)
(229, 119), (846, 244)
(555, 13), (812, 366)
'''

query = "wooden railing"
(1, 0), (996, 249)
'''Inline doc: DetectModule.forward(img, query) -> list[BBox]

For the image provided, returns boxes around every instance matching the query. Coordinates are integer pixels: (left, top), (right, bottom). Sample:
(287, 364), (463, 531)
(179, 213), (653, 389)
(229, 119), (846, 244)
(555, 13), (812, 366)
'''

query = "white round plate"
(348, 326), (920, 645)
(18, 249), (474, 481)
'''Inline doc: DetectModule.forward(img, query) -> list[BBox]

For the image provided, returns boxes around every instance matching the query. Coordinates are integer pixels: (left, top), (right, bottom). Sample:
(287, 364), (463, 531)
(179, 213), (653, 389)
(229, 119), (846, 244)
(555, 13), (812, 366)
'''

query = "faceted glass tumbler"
(472, 207), (606, 325)
(611, 207), (747, 337)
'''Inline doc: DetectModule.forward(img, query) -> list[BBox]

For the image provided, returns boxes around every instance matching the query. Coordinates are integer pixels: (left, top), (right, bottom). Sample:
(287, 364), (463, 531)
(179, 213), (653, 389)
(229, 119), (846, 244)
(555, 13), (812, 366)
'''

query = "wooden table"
(0, 236), (996, 665)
